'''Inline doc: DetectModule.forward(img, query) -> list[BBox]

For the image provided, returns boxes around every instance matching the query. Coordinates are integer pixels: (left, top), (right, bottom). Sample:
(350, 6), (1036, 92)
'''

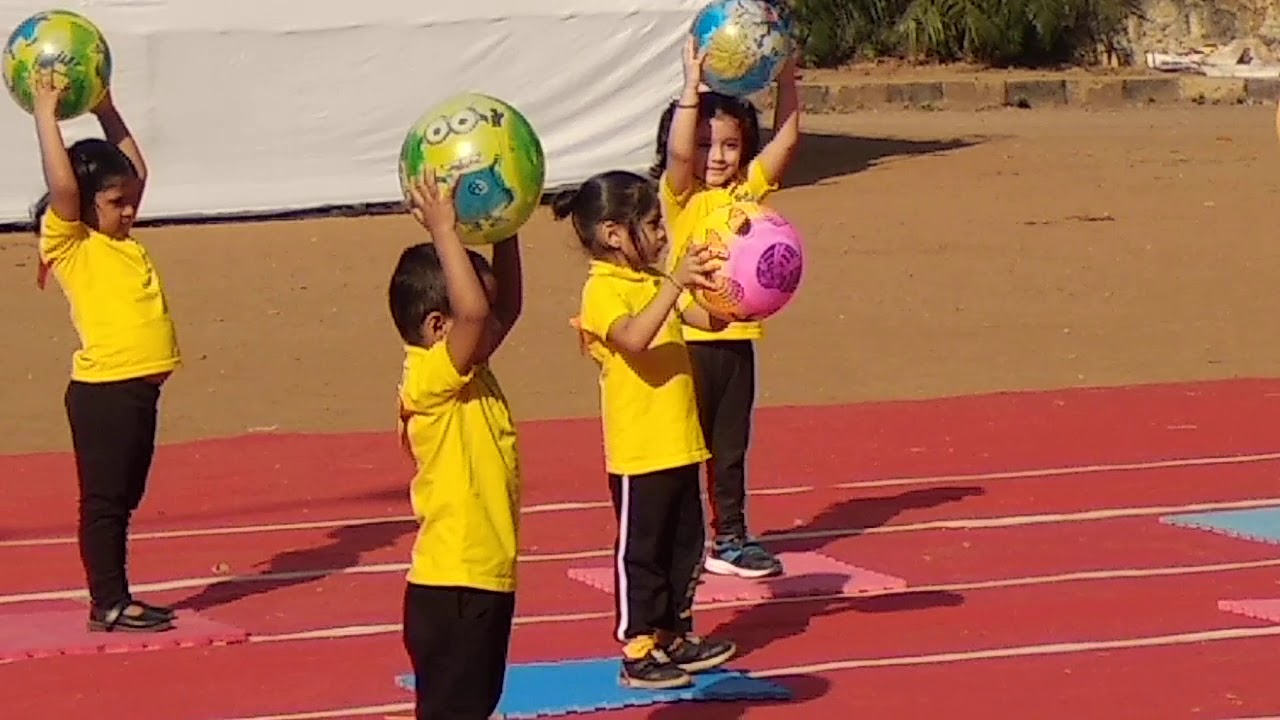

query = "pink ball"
(690, 202), (804, 321)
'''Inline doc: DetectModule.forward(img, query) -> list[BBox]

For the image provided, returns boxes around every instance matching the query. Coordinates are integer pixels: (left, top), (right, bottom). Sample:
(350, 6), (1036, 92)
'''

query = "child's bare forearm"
(491, 235), (523, 329)
(435, 225), (490, 324)
(757, 63), (800, 182)
(665, 83), (701, 196)
(94, 105), (147, 183)
(35, 110), (79, 221)
(609, 279), (682, 353)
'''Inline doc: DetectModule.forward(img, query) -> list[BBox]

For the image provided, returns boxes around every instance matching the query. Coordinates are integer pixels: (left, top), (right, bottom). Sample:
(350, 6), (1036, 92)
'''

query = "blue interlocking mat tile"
(396, 657), (791, 718)
(1161, 506), (1280, 545)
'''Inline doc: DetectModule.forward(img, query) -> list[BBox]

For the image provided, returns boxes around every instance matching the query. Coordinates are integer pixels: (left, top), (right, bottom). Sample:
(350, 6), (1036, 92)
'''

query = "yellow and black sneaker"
(663, 634), (737, 673)
(620, 635), (693, 690)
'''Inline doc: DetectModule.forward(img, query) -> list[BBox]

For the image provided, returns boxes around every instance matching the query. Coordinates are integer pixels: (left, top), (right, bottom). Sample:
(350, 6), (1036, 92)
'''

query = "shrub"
(787, 0), (1141, 67)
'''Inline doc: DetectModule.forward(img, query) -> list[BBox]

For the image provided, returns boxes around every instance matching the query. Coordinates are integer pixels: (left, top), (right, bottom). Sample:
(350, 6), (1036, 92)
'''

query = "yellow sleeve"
(579, 277), (630, 343)
(742, 158), (779, 202)
(39, 209), (88, 264)
(677, 290), (695, 314)
(399, 343), (474, 414)
(658, 172), (691, 213)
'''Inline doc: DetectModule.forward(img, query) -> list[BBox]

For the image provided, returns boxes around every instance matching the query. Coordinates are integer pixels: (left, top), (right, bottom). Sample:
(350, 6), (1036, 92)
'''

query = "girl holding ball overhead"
(29, 68), (182, 633)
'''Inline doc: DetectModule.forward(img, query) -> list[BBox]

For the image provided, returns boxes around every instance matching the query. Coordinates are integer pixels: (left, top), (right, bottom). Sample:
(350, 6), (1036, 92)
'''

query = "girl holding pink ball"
(651, 36), (803, 580)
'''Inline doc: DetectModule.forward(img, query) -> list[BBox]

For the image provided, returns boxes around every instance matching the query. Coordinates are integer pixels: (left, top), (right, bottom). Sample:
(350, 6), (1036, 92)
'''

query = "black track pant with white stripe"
(608, 464), (705, 641)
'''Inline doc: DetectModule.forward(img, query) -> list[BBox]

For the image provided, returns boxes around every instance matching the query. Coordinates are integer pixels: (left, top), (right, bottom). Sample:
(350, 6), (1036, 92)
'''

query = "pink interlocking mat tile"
(0, 601), (249, 661)
(1217, 599), (1280, 623)
(567, 552), (906, 603)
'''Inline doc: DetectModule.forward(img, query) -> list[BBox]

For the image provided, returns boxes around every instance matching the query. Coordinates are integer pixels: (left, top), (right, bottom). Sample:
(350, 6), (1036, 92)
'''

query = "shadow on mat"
(698, 485), (982, 660)
(715, 587), (964, 660)
(780, 132), (985, 189)
(780, 485), (987, 553)
(645, 674), (831, 719)
(174, 521), (409, 611)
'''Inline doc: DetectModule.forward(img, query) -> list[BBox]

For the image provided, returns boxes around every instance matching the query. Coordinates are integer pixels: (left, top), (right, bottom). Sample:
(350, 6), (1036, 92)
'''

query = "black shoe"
(663, 634), (737, 673)
(136, 600), (176, 619)
(620, 647), (692, 690)
(87, 600), (174, 633)
(704, 537), (784, 579)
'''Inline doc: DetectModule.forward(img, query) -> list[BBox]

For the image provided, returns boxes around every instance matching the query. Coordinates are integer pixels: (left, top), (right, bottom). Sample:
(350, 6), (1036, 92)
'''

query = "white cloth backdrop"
(0, 0), (703, 225)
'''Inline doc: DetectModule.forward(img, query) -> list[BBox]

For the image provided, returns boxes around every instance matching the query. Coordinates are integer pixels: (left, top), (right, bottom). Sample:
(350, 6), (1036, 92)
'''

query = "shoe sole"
(676, 642), (737, 674)
(704, 556), (783, 579)
(87, 620), (175, 633)
(619, 673), (693, 690)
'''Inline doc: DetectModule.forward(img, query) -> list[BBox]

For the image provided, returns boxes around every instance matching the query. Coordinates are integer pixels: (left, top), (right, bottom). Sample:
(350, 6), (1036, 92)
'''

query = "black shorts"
(402, 583), (516, 720)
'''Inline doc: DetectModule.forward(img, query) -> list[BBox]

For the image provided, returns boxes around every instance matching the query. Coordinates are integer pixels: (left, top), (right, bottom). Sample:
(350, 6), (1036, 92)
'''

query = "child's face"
(696, 113), (744, 188)
(91, 179), (137, 238)
(633, 209), (667, 266)
(603, 209), (667, 269)
(420, 270), (500, 347)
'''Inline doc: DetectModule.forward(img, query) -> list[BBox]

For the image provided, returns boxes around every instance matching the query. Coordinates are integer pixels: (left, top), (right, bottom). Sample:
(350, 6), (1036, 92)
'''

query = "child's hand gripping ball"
(398, 93), (546, 245)
(689, 201), (803, 322)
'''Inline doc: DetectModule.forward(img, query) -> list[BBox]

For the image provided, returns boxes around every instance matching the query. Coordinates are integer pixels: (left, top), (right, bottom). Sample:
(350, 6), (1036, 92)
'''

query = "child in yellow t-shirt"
(558, 170), (735, 690)
(30, 72), (180, 632)
(649, 39), (801, 580)
(390, 170), (522, 720)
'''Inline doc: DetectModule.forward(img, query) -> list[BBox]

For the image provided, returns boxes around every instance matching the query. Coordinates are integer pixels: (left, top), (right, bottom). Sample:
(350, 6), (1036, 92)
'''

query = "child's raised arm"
(753, 54), (800, 184)
(664, 38), (706, 200)
(32, 73), (79, 222)
(407, 172), (491, 375)
(477, 234), (523, 360)
(92, 91), (147, 205)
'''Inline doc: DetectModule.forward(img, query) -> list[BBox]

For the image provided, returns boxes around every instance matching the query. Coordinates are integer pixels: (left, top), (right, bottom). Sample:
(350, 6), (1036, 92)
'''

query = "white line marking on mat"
(834, 450), (1280, 491)
(241, 556), (1280, 644)
(5, 449), (1277, 549)
(750, 624), (1280, 676)
(222, 624), (1280, 720)
(5, 496), (1278, 605)
(224, 704), (414, 720)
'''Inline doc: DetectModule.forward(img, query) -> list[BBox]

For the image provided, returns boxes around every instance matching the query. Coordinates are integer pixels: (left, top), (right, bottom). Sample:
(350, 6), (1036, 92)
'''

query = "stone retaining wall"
(757, 75), (1280, 111)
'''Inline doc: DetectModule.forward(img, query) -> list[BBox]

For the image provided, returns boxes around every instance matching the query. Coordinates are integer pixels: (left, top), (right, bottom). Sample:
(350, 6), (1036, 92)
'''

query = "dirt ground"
(3, 105), (1279, 455)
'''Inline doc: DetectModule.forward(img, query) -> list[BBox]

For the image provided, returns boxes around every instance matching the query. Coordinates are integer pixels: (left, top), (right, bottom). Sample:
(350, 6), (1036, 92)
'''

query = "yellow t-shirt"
(660, 158), (778, 343)
(39, 210), (181, 383)
(577, 260), (709, 476)
(398, 343), (521, 593)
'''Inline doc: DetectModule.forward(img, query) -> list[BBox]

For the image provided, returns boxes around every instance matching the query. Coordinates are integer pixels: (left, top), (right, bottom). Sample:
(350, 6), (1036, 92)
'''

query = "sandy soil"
(3, 105), (1279, 455)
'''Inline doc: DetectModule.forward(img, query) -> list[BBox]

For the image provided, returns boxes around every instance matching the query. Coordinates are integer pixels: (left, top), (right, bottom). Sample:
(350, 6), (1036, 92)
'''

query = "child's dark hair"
(550, 171), (658, 256)
(388, 243), (493, 346)
(29, 138), (138, 234)
(649, 92), (763, 180)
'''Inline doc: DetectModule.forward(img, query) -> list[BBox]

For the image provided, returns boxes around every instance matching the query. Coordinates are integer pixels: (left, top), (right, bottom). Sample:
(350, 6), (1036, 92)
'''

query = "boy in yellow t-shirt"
(649, 40), (801, 580)
(390, 171), (523, 720)
(30, 73), (179, 632)
(557, 170), (736, 691)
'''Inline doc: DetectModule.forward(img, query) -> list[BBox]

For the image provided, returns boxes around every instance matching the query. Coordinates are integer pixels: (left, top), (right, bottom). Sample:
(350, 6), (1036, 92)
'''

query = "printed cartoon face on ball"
(399, 93), (547, 244)
(2, 9), (112, 120)
(690, 202), (804, 322)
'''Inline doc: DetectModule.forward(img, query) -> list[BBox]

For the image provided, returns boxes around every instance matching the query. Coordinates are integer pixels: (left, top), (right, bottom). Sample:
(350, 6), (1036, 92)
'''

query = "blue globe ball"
(692, 0), (793, 97)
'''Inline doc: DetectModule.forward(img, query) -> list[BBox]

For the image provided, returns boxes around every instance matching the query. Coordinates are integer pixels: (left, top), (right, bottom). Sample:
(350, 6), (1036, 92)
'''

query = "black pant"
(65, 378), (161, 611)
(688, 340), (755, 540)
(608, 464), (705, 641)
(403, 583), (515, 720)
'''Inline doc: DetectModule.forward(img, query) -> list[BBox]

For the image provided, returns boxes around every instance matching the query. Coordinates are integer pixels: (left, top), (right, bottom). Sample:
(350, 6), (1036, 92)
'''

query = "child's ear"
(422, 311), (449, 343)
(599, 221), (625, 250)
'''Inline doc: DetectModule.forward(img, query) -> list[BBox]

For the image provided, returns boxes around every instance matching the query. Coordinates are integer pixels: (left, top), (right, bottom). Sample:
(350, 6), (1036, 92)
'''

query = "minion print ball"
(399, 93), (547, 245)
